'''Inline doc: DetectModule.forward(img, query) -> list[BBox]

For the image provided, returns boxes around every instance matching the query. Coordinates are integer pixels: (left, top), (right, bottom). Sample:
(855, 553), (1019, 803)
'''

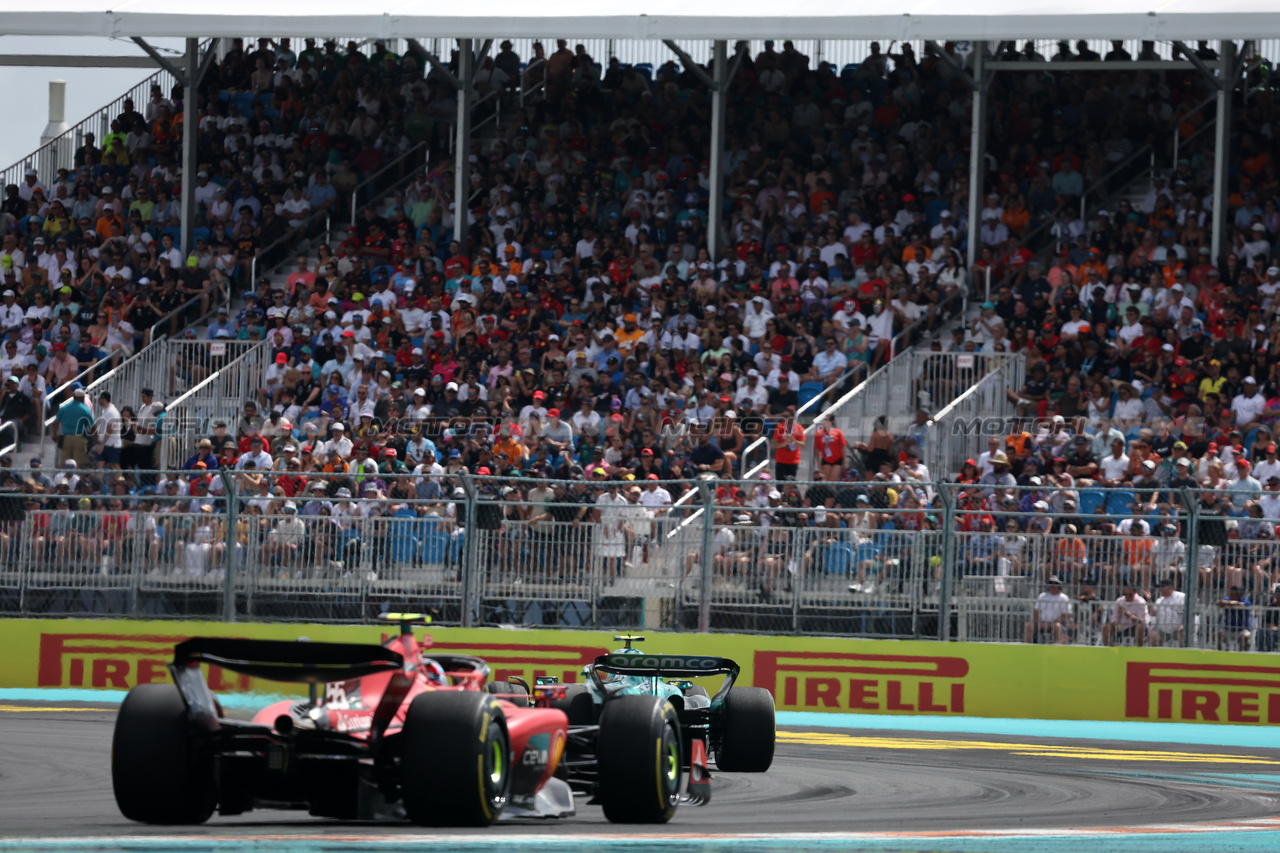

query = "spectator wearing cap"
(1216, 585), (1253, 651)
(0, 374), (34, 438)
(1231, 376), (1269, 431)
(1025, 576), (1073, 644)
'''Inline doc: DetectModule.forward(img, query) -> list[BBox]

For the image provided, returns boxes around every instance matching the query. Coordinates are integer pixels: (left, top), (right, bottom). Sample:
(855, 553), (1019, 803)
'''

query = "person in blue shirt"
(53, 386), (95, 467)
(205, 306), (238, 339)
(1217, 585), (1253, 650)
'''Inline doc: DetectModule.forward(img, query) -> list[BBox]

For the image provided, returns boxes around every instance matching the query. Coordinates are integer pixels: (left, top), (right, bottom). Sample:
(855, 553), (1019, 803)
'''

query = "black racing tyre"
(596, 696), (681, 823)
(549, 683), (596, 726)
(111, 683), (216, 824)
(715, 686), (775, 772)
(485, 680), (530, 707)
(400, 691), (510, 826)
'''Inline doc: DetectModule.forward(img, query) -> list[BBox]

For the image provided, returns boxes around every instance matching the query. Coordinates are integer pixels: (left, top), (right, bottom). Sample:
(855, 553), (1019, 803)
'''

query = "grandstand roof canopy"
(1, 0), (1279, 43)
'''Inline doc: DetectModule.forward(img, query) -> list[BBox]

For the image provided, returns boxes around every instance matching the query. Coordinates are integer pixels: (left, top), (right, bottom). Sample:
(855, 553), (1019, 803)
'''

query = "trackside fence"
(3, 473), (1280, 650)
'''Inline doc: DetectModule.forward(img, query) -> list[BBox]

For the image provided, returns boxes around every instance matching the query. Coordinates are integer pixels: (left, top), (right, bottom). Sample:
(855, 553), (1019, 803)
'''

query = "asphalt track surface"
(2, 700), (1280, 847)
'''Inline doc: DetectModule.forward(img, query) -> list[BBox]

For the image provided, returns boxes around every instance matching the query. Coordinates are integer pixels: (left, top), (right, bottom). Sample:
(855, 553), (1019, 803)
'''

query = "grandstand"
(1, 11), (1280, 651)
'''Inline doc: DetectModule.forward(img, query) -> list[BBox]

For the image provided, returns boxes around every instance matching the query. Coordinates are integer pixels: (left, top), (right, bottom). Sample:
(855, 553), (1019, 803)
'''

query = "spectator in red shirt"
(772, 418), (805, 481)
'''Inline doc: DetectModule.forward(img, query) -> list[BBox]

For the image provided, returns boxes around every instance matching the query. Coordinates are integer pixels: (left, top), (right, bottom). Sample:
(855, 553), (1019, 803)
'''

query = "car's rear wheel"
(400, 691), (510, 826)
(485, 680), (530, 707)
(112, 683), (216, 824)
(549, 683), (596, 725)
(596, 696), (680, 823)
(715, 687), (775, 772)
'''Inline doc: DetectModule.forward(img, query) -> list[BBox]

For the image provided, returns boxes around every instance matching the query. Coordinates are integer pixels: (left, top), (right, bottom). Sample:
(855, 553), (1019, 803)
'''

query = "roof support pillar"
(966, 45), (986, 272)
(454, 39), (474, 246)
(708, 40), (728, 262)
(180, 37), (200, 258)
(1211, 40), (1235, 266)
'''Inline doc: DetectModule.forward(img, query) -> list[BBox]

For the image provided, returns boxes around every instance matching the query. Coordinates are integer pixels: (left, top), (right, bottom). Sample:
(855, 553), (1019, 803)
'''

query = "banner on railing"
(2, 619), (1276, 726)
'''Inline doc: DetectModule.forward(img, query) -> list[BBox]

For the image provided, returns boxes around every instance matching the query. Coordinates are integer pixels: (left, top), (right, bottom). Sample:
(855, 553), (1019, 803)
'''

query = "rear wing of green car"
(588, 653), (741, 705)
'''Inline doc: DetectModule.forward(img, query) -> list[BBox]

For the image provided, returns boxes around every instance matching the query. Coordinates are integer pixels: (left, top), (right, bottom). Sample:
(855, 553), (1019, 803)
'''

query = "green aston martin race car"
(542, 634), (776, 803)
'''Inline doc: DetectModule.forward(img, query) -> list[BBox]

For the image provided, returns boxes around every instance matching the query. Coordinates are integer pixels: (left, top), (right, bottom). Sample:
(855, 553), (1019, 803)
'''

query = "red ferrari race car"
(111, 616), (774, 826)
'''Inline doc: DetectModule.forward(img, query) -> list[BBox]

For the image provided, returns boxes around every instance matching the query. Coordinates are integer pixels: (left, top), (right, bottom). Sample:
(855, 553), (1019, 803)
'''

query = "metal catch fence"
(2, 475), (1280, 652)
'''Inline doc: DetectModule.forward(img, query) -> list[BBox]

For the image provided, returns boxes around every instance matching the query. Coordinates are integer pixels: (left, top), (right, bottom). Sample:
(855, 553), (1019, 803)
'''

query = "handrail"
(0, 420), (18, 458)
(157, 369), (223, 471)
(989, 138), (1157, 301)
(1078, 142), (1155, 221)
(149, 294), (208, 343)
(1, 38), (212, 191)
(246, 207), (332, 304)
(521, 57), (549, 107)
(41, 344), (156, 432)
(36, 351), (114, 461)
(1172, 94), (1218, 166)
(738, 361), (870, 479)
(667, 362), (870, 535)
(349, 141), (429, 224)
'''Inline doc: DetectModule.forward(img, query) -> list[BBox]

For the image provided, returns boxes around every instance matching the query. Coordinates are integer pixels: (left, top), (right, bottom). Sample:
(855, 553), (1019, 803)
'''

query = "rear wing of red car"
(169, 637), (406, 732)
(174, 638), (404, 683)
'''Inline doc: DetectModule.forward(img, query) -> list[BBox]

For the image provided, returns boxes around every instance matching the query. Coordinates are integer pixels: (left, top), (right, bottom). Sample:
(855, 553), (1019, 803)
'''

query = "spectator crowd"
(3, 37), (1280, 646)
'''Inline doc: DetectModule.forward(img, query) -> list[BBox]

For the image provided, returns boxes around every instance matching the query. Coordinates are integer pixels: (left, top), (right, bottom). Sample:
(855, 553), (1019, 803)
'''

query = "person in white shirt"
(865, 300), (898, 353)
(317, 422), (353, 459)
(832, 300), (868, 333)
(1103, 585), (1150, 646)
(1147, 576), (1186, 646)
(735, 371), (769, 412)
(572, 399), (601, 437)
(1260, 478), (1280, 519)
(1232, 377), (1268, 429)
(638, 477), (672, 514)
(1099, 437), (1130, 485)
(95, 391), (123, 469)
(1024, 576), (1073, 644)
(0, 290), (25, 331)
(742, 297), (773, 339)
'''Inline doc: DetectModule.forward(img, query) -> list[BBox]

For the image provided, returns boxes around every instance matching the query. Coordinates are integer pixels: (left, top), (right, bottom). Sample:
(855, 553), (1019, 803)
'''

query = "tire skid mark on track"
(779, 731), (1280, 764)
(4, 713), (1280, 836)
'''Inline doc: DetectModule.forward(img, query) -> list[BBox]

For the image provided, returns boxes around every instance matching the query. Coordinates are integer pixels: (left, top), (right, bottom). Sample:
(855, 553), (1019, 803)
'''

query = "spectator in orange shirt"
(614, 313), (645, 354)
(814, 414), (848, 482)
(1002, 194), (1031, 236)
(1051, 525), (1088, 581)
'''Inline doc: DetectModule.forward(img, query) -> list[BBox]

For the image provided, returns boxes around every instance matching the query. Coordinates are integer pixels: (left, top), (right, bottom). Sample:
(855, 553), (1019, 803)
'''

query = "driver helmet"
(422, 658), (447, 686)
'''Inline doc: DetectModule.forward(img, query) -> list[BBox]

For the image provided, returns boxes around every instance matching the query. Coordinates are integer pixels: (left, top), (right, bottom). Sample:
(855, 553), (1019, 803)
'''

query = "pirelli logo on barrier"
(753, 651), (969, 713)
(431, 642), (608, 685)
(37, 633), (250, 691)
(1126, 661), (1280, 724)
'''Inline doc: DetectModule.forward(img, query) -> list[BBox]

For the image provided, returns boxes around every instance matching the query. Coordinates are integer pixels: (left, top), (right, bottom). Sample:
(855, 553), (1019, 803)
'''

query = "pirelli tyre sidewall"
(485, 680), (531, 707)
(715, 686), (776, 772)
(596, 695), (681, 823)
(111, 683), (216, 824)
(401, 691), (510, 826)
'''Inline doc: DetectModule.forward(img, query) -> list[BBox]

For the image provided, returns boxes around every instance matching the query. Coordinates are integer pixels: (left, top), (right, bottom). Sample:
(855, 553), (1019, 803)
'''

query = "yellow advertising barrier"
(2, 618), (1277, 726)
